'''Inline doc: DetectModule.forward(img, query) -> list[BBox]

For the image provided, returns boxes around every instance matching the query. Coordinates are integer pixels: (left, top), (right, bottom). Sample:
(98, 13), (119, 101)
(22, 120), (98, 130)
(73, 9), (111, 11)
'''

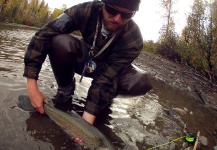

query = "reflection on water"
(0, 23), (216, 150)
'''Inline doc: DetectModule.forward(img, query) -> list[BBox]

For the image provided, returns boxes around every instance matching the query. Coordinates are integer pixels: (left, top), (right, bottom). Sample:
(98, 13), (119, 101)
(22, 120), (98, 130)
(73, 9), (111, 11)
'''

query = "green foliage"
(48, 8), (63, 22)
(143, 40), (158, 54)
(157, 35), (181, 62)
(0, 0), (66, 27)
(152, 0), (217, 82)
(179, 0), (217, 82)
(157, 0), (181, 62)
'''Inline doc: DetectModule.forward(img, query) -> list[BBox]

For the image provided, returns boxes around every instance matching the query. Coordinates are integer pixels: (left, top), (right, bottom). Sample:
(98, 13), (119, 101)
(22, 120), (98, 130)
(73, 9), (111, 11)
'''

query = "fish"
(18, 94), (115, 150)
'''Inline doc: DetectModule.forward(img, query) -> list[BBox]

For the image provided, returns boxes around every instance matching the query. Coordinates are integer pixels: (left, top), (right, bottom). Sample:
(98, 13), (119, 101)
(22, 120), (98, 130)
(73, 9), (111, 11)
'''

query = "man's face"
(102, 4), (135, 32)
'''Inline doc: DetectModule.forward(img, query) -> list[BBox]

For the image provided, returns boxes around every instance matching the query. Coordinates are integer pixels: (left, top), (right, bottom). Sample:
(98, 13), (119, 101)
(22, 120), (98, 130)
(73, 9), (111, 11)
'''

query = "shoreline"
(134, 51), (217, 111)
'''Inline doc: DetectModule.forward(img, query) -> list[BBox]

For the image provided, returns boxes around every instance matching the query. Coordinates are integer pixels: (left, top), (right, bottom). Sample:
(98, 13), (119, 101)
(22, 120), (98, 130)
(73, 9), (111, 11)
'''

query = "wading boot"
(52, 79), (75, 106)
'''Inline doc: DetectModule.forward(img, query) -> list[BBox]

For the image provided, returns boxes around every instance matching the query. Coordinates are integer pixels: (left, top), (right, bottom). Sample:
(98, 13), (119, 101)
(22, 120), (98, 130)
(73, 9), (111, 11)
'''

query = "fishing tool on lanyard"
(147, 130), (199, 150)
(79, 17), (117, 82)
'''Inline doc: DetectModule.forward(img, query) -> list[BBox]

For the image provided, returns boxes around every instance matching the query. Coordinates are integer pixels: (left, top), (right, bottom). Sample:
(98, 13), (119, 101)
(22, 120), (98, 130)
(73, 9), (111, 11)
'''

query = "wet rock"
(182, 142), (190, 149)
(164, 108), (175, 116)
(199, 136), (208, 146)
(189, 111), (193, 115)
(163, 108), (185, 125)
(172, 108), (187, 115)
(164, 107), (188, 116)
(183, 107), (188, 112)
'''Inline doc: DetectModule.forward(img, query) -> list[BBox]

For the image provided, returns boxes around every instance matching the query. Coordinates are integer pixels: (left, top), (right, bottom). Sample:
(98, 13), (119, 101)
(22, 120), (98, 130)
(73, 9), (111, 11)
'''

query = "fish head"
(17, 94), (36, 112)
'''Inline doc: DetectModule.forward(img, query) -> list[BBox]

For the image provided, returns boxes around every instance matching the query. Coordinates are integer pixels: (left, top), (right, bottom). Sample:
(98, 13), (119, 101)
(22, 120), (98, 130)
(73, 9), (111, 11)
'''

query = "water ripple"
(1, 23), (216, 150)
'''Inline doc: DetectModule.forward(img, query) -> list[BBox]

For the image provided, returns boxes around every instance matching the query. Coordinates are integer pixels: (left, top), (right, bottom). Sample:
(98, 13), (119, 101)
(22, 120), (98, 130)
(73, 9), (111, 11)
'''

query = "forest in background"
(0, 0), (66, 26)
(144, 0), (217, 84)
(0, 0), (216, 84)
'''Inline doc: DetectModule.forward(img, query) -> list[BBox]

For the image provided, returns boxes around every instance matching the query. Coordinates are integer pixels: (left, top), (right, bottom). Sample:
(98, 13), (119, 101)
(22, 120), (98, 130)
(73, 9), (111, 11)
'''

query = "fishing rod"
(147, 130), (200, 150)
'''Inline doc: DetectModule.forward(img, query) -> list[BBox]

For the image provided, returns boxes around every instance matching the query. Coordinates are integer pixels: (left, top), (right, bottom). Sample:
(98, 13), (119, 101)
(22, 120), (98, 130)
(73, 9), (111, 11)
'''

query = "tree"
(48, 8), (63, 21)
(179, 0), (217, 83)
(0, 0), (9, 14)
(143, 40), (158, 54)
(35, 0), (50, 26)
(157, 0), (180, 62)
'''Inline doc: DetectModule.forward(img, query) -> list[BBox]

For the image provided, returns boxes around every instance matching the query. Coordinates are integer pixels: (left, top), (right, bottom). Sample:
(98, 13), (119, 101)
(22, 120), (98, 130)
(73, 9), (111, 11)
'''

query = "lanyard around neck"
(90, 17), (100, 52)
(89, 17), (117, 59)
(79, 18), (118, 83)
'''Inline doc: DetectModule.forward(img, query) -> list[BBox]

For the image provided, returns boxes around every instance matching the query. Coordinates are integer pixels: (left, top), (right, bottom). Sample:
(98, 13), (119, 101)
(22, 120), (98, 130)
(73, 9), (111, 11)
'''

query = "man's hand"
(73, 111), (96, 147)
(27, 78), (47, 114)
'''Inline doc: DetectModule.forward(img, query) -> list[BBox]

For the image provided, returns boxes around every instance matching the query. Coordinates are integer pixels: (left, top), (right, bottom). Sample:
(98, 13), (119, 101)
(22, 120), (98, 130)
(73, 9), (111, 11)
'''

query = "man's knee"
(51, 34), (81, 55)
(117, 64), (152, 96)
(49, 34), (90, 75)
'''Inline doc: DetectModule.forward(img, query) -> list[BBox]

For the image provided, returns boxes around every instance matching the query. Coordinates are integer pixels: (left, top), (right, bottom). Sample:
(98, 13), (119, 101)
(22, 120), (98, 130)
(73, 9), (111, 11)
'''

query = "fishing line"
(146, 131), (197, 150)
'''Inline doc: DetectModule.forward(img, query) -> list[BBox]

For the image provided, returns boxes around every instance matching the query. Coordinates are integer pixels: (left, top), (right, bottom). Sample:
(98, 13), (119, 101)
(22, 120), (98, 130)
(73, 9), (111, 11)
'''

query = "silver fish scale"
(44, 104), (114, 150)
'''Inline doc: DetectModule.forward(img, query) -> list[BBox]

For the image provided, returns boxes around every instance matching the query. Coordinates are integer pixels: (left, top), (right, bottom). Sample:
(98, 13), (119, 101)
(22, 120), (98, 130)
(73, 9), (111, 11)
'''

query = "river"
(0, 23), (216, 150)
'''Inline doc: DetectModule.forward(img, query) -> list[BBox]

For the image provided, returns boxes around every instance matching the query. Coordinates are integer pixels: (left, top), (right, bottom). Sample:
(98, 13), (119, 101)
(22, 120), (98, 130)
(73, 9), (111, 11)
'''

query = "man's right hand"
(27, 78), (47, 114)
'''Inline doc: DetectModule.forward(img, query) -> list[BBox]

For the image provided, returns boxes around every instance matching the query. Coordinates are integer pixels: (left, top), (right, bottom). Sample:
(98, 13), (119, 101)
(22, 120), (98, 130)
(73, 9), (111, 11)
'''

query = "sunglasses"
(104, 4), (135, 19)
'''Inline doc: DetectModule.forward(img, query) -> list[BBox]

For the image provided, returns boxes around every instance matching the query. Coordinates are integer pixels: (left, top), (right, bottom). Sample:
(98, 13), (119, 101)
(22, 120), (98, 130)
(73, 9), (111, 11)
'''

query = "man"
(24, 0), (152, 125)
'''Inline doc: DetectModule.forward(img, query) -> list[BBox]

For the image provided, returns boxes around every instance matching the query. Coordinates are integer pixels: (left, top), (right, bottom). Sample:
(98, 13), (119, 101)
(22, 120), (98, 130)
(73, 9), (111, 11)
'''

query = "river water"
(0, 23), (216, 150)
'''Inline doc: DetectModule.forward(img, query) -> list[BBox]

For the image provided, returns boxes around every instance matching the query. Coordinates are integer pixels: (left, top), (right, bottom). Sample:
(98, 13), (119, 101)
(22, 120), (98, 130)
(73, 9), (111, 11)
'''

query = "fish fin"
(66, 110), (81, 118)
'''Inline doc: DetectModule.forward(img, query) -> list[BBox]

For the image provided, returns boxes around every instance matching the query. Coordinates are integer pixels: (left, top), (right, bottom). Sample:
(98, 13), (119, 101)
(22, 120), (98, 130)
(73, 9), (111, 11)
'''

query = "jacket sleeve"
(23, 3), (91, 79)
(85, 25), (143, 115)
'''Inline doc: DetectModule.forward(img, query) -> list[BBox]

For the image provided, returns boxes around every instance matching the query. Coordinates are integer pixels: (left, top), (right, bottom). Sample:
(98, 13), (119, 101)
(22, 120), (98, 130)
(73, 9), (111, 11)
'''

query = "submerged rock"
(172, 107), (187, 115)
(199, 136), (208, 146)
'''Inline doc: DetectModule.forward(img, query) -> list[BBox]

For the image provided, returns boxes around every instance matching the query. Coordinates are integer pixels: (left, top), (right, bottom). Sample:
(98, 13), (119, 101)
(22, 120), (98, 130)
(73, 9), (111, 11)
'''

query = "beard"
(102, 8), (129, 32)
(103, 18), (124, 32)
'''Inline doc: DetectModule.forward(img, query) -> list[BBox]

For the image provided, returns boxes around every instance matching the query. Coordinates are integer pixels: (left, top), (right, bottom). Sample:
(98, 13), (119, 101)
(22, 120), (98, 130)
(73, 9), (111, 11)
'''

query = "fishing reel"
(185, 131), (197, 143)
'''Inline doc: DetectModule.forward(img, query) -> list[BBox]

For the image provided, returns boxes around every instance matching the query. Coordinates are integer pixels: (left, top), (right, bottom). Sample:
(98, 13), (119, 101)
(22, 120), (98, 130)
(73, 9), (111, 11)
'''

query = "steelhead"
(18, 94), (115, 150)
